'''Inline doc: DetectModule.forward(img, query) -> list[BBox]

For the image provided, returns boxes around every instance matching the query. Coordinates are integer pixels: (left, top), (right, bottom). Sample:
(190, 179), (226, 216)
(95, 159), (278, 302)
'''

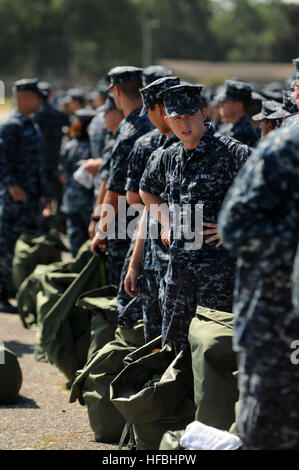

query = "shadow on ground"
(0, 395), (39, 409)
(3, 341), (34, 357)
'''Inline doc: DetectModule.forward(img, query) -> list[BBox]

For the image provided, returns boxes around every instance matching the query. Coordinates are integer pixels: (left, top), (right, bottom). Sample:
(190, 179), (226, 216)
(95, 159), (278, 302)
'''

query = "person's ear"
(158, 104), (165, 117)
(202, 107), (208, 120)
(114, 85), (121, 97)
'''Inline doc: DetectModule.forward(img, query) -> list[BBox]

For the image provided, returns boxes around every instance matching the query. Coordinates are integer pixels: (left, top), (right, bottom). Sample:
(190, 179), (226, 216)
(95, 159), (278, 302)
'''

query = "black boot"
(0, 288), (17, 314)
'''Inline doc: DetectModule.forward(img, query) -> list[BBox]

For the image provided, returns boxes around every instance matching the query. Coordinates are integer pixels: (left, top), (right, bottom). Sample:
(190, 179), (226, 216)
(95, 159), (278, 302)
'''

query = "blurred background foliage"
(0, 0), (298, 84)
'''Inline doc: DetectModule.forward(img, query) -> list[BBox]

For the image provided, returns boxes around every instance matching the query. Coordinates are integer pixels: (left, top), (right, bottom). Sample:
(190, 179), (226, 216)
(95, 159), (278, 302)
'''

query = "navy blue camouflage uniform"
(105, 106), (153, 288)
(34, 100), (70, 197)
(116, 128), (165, 330)
(139, 135), (178, 342)
(60, 138), (94, 257)
(218, 124), (299, 450)
(93, 131), (114, 201)
(0, 109), (48, 292)
(117, 76), (181, 334)
(216, 80), (259, 147)
(88, 110), (108, 159)
(218, 115), (259, 148)
(141, 124), (251, 352)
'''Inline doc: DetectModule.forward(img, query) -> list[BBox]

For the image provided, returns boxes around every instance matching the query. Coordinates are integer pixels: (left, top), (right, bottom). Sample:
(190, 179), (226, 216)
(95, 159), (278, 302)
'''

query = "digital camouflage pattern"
(139, 137), (179, 343)
(116, 127), (164, 326)
(293, 244), (299, 312)
(87, 110), (108, 159)
(251, 99), (280, 121)
(142, 134), (178, 274)
(159, 84), (203, 118)
(59, 138), (94, 256)
(116, 227), (143, 328)
(293, 57), (299, 76)
(218, 124), (299, 354)
(142, 65), (173, 85)
(140, 124), (251, 350)
(267, 90), (297, 120)
(60, 138), (94, 215)
(219, 124), (299, 450)
(139, 76), (180, 117)
(106, 106), (153, 195)
(105, 106), (153, 286)
(216, 115), (259, 147)
(237, 348), (299, 450)
(106, 66), (143, 91)
(141, 269), (164, 343)
(34, 101), (70, 196)
(218, 79), (253, 102)
(93, 131), (115, 200)
(283, 112), (299, 128)
(125, 128), (165, 194)
(0, 110), (48, 290)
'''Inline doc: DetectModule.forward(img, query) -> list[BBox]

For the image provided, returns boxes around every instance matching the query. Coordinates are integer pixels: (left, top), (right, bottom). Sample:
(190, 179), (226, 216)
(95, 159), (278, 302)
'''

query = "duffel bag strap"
(118, 422), (137, 451)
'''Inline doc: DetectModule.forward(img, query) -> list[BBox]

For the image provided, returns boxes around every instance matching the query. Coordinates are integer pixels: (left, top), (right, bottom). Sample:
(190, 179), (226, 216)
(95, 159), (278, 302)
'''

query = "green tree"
(132, 0), (215, 61)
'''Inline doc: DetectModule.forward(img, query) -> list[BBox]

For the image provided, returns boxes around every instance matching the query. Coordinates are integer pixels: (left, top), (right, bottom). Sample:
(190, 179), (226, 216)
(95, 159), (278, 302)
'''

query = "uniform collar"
(125, 106), (143, 123)
(232, 115), (249, 130)
(163, 133), (179, 148)
(13, 109), (34, 123)
(189, 122), (215, 152)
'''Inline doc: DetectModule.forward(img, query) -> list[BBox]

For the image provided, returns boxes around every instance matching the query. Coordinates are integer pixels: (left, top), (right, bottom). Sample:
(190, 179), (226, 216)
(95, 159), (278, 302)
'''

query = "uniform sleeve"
(139, 149), (167, 196)
(218, 138), (297, 256)
(36, 130), (50, 197)
(125, 140), (144, 193)
(106, 138), (133, 195)
(218, 134), (252, 176)
(0, 122), (20, 187)
(58, 143), (69, 174)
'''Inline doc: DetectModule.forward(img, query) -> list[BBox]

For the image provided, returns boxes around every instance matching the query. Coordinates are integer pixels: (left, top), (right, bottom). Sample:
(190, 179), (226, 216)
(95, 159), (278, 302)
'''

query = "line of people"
(1, 57), (299, 449)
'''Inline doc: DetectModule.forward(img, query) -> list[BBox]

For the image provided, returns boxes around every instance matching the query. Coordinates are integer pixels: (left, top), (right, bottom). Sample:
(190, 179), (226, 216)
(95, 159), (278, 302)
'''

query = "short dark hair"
(117, 80), (143, 100)
(148, 99), (164, 111)
(232, 97), (251, 114)
(70, 119), (90, 140)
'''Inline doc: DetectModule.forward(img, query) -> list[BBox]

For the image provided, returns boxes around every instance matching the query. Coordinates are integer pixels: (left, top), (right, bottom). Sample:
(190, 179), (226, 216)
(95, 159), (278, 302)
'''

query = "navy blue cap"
(65, 88), (87, 105)
(74, 107), (97, 123)
(13, 78), (46, 98)
(98, 94), (116, 114)
(252, 100), (281, 121)
(96, 79), (108, 95)
(106, 66), (143, 91)
(291, 61), (299, 88)
(139, 76), (180, 117)
(218, 80), (253, 103)
(142, 65), (173, 85)
(291, 58), (299, 87)
(266, 90), (297, 120)
(37, 81), (52, 97)
(159, 84), (204, 118)
(293, 58), (299, 73)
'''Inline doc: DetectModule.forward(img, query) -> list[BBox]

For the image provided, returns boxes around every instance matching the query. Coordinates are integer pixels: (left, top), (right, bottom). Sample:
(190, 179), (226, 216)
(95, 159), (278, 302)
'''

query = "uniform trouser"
(115, 228), (140, 317)
(115, 235), (144, 329)
(0, 197), (40, 291)
(65, 212), (91, 258)
(162, 262), (235, 353)
(107, 238), (131, 289)
(141, 270), (164, 343)
(237, 349), (299, 450)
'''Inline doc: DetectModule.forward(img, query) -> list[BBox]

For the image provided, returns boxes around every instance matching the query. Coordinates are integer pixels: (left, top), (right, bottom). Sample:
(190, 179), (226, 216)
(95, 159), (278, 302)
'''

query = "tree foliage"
(0, 0), (297, 82)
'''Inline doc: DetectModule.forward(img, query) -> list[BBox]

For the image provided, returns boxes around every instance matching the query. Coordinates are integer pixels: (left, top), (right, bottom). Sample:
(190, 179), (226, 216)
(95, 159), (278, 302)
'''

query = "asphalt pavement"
(0, 310), (118, 451)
